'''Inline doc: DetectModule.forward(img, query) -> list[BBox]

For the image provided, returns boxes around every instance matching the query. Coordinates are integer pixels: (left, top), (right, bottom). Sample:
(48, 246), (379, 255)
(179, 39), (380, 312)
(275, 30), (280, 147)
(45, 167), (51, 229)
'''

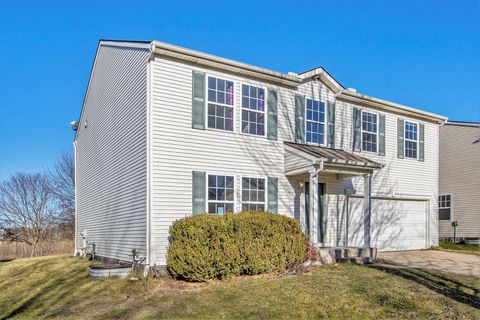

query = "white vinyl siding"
(75, 44), (150, 262)
(149, 58), (292, 265)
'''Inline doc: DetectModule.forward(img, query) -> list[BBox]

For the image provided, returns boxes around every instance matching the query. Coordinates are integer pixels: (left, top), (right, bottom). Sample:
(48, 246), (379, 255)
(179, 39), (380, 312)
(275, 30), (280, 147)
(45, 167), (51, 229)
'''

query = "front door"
(305, 182), (326, 243)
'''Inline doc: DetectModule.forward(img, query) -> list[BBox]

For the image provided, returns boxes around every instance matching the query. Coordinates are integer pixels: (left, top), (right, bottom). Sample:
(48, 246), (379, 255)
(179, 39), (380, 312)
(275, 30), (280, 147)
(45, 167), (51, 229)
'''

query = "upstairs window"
(405, 121), (418, 158)
(241, 84), (265, 135)
(361, 111), (378, 152)
(208, 175), (234, 214)
(207, 77), (234, 131)
(438, 194), (451, 220)
(241, 177), (266, 211)
(306, 99), (325, 144)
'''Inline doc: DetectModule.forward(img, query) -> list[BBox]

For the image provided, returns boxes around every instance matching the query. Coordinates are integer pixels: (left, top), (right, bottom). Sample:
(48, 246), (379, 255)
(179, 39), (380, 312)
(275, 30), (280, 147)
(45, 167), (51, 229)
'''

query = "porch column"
(363, 174), (372, 247)
(309, 173), (318, 241)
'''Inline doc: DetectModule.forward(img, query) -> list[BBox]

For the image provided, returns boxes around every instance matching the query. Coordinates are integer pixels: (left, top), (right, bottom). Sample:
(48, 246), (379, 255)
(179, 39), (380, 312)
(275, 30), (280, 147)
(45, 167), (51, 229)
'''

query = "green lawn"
(0, 255), (479, 319)
(433, 242), (480, 256)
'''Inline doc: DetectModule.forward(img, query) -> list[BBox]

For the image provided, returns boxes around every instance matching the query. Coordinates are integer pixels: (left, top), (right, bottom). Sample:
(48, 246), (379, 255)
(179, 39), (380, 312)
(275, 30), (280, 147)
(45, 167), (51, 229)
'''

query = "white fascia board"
(337, 90), (448, 124)
(151, 40), (301, 87)
(298, 67), (344, 93)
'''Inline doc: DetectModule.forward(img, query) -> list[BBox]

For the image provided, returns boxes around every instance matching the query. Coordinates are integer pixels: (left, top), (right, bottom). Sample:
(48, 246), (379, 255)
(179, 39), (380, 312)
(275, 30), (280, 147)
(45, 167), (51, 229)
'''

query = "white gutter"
(151, 41), (301, 87)
(337, 89), (448, 124)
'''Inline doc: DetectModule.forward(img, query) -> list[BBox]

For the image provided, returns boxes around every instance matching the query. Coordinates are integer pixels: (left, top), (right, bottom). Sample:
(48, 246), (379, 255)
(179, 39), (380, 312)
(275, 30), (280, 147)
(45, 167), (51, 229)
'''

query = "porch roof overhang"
(284, 142), (384, 176)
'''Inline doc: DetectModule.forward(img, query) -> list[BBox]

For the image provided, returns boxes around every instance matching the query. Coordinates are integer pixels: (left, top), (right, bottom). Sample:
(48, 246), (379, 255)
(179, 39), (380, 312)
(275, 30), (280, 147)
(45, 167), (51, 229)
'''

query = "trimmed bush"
(167, 211), (305, 281)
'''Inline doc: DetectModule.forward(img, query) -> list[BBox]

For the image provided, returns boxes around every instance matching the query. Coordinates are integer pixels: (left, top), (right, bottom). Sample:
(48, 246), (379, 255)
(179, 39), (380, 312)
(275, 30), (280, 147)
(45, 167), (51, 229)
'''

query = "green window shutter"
(378, 114), (386, 156)
(419, 123), (425, 162)
(295, 94), (306, 144)
(192, 71), (205, 129)
(327, 101), (336, 148)
(352, 107), (362, 152)
(192, 171), (206, 214)
(267, 89), (278, 140)
(267, 177), (278, 213)
(397, 118), (405, 159)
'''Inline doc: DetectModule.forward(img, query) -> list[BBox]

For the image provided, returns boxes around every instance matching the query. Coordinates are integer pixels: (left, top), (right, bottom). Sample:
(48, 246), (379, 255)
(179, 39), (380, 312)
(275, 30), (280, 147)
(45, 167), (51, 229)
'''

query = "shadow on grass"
(370, 265), (480, 309)
(1, 266), (88, 319)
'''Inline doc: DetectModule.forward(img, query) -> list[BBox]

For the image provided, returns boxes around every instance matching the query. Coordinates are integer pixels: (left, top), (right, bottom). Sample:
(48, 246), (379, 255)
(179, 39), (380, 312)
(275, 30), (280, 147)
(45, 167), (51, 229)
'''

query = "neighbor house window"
(306, 99), (325, 144)
(207, 77), (234, 131)
(241, 84), (265, 135)
(439, 194), (451, 220)
(208, 175), (234, 214)
(361, 111), (378, 152)
(404, 121), (418, 158)
(241, 177), (266, 211)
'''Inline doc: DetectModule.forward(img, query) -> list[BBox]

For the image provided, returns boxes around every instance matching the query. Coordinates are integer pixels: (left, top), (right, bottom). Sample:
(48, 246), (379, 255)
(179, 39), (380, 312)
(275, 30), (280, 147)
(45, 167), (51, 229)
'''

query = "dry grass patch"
(0, 255), (479, 319)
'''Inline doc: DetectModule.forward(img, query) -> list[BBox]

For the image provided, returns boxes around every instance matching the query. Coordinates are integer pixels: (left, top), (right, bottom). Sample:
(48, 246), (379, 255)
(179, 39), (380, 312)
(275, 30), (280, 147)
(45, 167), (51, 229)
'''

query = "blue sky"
(0, 0), (479, 180)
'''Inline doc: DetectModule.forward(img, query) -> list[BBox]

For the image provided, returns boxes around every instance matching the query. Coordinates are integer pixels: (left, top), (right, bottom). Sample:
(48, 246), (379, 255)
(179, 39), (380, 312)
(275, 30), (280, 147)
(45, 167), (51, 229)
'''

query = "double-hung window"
(207, 175), (234, 214)
(241, 84), (265, 135)
(306, 99), (325, 144)
(405, 121), (418, 158)
(241, 177), (266, 211)
(207, 77), (234, 131)
(361, 111), (378, 152)
(438, 194), (451, 220)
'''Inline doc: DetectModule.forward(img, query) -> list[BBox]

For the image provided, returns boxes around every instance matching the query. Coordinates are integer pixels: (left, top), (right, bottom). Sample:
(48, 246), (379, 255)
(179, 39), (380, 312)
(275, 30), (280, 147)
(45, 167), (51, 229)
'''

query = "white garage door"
(348, 198), (428, 251)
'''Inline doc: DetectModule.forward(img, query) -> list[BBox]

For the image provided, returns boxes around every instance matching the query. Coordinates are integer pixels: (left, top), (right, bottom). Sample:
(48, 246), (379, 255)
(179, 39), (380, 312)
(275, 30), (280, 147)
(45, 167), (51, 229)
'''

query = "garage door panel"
(348, 198), (427, 251)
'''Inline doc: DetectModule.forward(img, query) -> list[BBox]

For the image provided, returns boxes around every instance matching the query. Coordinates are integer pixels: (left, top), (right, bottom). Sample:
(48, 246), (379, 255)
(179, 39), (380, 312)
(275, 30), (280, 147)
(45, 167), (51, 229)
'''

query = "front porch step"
(337, 257), (373, 264)
(314, 246), (377, 264)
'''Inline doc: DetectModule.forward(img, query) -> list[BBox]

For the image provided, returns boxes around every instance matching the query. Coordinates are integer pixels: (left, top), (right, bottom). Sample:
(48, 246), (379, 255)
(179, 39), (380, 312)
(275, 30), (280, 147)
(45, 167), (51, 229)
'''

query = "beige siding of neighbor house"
(75, 43), (150, 262)
(439, 123), (480, 239)
(149, 55), (441, 265)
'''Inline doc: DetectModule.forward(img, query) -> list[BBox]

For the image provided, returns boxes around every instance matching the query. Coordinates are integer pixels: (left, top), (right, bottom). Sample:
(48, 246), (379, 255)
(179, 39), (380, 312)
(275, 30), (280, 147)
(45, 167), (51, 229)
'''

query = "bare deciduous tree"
(50, 150), (75, 237)
(0, 173), (60, 257)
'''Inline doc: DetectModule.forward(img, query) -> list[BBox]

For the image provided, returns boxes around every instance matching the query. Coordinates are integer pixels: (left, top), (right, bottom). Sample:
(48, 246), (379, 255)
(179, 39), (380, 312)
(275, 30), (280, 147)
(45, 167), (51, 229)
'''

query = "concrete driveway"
(378, 250), (480, 277)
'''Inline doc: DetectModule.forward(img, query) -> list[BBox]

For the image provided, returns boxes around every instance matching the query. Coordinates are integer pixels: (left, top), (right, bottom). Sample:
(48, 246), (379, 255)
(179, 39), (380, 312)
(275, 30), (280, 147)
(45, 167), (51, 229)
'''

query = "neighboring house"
(73, 40), (447, 266)
(439, 121), (480, 241)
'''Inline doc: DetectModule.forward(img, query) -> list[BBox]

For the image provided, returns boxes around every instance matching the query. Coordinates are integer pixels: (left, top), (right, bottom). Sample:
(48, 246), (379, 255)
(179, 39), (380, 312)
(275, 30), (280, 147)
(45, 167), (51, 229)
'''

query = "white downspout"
(145, 42), (155, 269)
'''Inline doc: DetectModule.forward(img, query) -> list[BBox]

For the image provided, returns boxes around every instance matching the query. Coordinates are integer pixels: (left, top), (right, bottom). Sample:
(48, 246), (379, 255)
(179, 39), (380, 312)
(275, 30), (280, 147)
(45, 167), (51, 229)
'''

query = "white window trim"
(305, 97), (327, 146)
(404, 120), (419, 159)
(439, 193), (452, 221)
(205, 75), (237, 133)
(240, 175), (268, 211)
(240, 82), (268, 138)
(206, 173), (236, 214)
(360, 110), (379, 154)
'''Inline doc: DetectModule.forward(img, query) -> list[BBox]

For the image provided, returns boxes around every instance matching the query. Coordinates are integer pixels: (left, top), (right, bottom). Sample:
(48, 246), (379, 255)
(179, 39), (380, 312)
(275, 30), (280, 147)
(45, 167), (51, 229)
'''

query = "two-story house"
(73, 40), (447, 267)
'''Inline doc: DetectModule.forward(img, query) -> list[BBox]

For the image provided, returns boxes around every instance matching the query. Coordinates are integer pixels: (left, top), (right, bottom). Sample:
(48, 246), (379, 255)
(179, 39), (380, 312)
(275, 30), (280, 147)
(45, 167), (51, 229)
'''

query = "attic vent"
(347, 87), (357, 93)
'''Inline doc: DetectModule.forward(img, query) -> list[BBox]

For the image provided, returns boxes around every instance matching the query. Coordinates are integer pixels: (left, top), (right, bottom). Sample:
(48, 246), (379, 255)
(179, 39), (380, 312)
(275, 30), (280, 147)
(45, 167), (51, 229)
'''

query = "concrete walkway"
(378, 250), (480, 277)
